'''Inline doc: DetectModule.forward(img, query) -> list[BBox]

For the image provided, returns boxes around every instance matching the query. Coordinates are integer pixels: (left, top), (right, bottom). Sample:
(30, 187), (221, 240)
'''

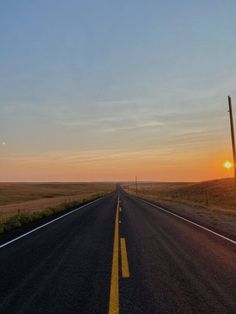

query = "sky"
(1, 0), (236, 182)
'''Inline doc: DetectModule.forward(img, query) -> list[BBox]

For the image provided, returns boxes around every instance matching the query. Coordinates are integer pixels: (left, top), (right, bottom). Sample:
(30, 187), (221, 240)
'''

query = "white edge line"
(142, 199), (236, 246)
(0, 196), (104, 250)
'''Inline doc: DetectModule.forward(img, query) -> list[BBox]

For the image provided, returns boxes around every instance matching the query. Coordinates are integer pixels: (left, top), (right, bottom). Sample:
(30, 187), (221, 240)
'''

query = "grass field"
(123, 178), (236, 214)
(0, 183), (115, 220)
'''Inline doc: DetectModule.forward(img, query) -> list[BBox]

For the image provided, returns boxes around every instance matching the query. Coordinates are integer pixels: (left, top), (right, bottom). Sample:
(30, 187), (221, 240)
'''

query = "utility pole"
(135, 176), (138, 195)
(228, 96), (236, 190)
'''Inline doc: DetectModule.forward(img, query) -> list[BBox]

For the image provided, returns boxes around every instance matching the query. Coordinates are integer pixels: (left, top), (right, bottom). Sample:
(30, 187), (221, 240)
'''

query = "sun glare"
(224, 161), (233, 170)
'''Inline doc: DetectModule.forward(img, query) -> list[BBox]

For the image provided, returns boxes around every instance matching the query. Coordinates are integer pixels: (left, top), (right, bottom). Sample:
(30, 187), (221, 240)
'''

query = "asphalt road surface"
(0, 188), (236, 313)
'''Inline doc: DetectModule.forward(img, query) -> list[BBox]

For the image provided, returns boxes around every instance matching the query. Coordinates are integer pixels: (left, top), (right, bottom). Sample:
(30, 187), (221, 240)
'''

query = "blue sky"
(0, 1), (236, 181)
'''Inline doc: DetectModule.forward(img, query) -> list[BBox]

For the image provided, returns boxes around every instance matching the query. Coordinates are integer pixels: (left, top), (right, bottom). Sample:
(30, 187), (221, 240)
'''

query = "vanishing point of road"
(0, 187), (236, 313)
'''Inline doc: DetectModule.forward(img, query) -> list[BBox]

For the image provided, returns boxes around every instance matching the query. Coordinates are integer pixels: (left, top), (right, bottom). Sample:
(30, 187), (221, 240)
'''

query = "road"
(0, 188), (236, 313)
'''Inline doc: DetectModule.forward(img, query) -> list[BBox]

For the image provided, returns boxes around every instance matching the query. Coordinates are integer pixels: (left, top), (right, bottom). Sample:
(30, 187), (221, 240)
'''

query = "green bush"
(4, 216), (22, 231)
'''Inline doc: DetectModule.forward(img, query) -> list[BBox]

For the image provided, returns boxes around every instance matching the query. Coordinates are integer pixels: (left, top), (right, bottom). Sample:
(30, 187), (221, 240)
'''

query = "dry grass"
(0, 183), (115, 220)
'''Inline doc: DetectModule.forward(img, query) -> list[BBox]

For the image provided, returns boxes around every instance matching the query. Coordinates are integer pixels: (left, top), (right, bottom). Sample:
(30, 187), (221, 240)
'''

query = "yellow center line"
(120, 238), (130, 278)
(108, 197), (119, 314)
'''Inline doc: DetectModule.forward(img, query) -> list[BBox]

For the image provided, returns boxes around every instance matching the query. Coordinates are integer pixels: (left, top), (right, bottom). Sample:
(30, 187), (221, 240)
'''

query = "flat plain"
(0, 182), (115, 220)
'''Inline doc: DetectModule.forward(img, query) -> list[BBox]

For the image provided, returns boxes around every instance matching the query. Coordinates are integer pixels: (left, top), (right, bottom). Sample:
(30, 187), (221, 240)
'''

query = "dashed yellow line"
(108, 198), (119, 314)
(120, 238), (130, 278)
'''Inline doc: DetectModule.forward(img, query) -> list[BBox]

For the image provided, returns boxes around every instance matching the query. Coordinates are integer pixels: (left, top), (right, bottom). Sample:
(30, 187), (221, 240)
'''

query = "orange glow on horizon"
(0, 149), (234, 182)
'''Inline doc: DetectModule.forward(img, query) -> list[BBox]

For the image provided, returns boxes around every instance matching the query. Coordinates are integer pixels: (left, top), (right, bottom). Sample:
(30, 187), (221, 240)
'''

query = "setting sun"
(224, 161), (233, 170)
